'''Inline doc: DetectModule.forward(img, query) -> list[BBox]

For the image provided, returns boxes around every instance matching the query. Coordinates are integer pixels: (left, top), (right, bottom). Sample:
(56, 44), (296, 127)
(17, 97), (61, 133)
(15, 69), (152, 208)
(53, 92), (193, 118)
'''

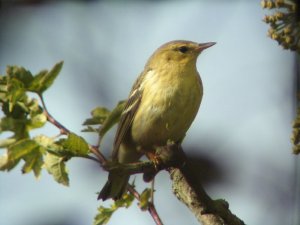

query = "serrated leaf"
(0, 116), (29, 143)
(99, 100), (126, 139)
(6, 66), (34, 87)
(93, 206), (114, 225)
(7, 78), (26, 111)
(0, 154), (8, 168)
(0, 139), (38, 171)
(44, 152), (69, 186)
(59, 133), (90, 156)
(114, 192), (135, 208)
(81, 125), (99, 133)
(93, 192), (135, 225)
(8, 139), (39, 162)
(0, 138), (16, 148)
(34, 135), (55, 149)
(27, 113), (47, 130)
(0, 152), (20, 171)
(83, 107), (111, 126)
(27, 98), (43, 114)
(138, 188), (152, 211)
(28, 61), (63, 94)
(34, 135), (69, 157)
(22, 147), (43, 178)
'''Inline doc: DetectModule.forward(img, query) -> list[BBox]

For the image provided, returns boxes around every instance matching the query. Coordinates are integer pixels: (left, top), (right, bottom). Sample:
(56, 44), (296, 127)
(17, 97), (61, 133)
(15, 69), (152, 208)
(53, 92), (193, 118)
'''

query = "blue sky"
(0, 1), (298, 225)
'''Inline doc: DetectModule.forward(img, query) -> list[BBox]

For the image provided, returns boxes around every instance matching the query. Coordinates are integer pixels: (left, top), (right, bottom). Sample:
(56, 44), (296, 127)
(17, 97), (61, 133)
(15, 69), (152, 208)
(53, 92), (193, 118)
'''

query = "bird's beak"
(197, 42), (216, 51)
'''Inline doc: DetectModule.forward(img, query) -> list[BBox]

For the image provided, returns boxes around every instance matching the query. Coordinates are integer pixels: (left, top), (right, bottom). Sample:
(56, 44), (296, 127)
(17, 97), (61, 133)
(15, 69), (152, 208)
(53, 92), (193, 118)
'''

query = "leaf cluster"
(82, 101), (126, 139)
(0, 62), (95, 185)
(94, 193), (135, 225)
(0, 62), (153, 225)
(0, 61), (165, 225)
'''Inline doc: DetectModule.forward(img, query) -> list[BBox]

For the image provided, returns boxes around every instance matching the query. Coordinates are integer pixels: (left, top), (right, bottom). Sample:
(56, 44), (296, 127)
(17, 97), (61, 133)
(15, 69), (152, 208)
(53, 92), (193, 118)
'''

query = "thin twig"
(39, 94), (69, 135)
(127, 185), (164, 225)
(90, 145), (107, 163)
(39, 94), (107, 162)
(76, 154), (100, 163)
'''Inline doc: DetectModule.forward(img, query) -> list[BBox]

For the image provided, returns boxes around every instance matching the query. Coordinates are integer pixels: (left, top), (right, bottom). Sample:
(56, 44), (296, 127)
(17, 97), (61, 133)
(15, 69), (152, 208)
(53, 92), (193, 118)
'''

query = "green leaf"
(44, 152), (69, 186)
(0, 139), (38, 171)
(0, 116), (29, 145)
(27, 113), (47, 130)
(99, 100), (126, 139)
(93, 193), (135, 225)
(22, 147), (43, 178)
(0, 138), (16, 148)
(34, 135), (54, 148)
(28, 61), (63, 94)
(0, 152), (20, 171)
(8, 139), (39, 162)
(83, 107), (111, 126)
(81, 125), (99, 133)
(0, 154), (8, 169)
(6, 78), (26, 112)
(59, 133), (90, 156)
(6, 65), (34, 87)
(0, 76), (7, 101)
(27, 98), (43, 114)
(93, 206), (115, 225)
(114, 192), (135, 208)
(138, 188), (152, 211)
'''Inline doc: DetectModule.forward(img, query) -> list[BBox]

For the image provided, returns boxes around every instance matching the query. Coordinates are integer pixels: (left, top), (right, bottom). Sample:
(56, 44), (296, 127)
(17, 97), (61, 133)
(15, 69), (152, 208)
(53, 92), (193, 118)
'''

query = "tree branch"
(169, 165), (244, 225)
(103, 143), (245, 225)
(166, 145), (245, 225)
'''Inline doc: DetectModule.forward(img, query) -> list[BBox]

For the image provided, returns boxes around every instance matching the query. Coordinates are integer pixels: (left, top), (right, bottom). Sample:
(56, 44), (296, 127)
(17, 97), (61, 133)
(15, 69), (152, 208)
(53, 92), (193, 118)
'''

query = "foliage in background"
(261, 0), (300, 154)
(0, 62), (153, 225)
(261, 0), (299, 52)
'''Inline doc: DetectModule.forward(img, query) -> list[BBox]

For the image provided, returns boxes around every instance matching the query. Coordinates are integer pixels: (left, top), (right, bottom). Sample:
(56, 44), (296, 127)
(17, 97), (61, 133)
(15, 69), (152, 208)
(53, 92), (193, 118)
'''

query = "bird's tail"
(98, 171), (129, 201)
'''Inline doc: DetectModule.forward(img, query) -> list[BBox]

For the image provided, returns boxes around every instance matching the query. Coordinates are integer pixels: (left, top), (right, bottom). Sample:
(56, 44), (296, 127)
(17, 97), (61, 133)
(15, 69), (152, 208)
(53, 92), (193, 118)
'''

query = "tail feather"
(98, 172), (129, 201)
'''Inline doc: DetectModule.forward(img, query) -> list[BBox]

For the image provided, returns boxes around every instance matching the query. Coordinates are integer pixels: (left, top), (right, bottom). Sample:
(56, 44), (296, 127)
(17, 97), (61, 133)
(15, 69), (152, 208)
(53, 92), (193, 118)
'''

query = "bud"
(261, 0), (267, 8)
(284, 35), (293, 44)
(271, 32), (279, 40)
(268, 28), (275, 36)
(275, 12), (284, 19)
(275, 0), (284, 8)
(266, 0), (274, 9)
(263, 15), (270, 23)
(283, 26), (292, 34)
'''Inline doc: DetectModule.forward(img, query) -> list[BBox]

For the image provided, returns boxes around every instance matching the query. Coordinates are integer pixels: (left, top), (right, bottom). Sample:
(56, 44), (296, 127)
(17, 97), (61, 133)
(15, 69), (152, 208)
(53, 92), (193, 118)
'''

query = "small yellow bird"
(98, 40), (215, 200)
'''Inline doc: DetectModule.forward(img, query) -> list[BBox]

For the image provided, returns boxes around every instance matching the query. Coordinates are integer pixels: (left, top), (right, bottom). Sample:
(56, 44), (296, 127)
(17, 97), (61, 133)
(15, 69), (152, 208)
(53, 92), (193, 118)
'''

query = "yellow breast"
(131, 67), (203, 148)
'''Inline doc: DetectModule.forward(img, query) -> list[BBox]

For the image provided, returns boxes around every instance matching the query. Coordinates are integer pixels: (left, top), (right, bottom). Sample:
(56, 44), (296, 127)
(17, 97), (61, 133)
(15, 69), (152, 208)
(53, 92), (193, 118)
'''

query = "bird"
(98, 40), (216, 201)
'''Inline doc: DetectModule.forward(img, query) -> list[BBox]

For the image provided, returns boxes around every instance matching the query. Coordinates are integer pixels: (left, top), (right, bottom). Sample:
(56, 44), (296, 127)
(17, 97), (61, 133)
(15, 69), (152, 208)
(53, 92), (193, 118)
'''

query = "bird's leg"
(145, 151), (162, 170)
(143, 149), (163, 182)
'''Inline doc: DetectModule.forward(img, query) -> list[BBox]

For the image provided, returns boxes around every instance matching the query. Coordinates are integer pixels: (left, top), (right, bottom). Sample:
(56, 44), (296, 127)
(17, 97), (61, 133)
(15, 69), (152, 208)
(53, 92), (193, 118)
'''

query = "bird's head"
(146, 40), (216, 69)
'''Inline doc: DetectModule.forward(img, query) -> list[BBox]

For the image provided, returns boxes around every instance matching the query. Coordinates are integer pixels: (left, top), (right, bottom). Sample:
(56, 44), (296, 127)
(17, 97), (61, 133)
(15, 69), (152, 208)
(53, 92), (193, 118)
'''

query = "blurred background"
(0, 0), (299, 225)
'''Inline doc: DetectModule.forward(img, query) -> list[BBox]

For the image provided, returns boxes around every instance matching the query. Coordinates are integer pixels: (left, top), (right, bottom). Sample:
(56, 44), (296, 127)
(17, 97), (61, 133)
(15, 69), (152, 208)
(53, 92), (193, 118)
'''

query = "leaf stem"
(39, 94), (69, 135)
(76, 155), (100, 163)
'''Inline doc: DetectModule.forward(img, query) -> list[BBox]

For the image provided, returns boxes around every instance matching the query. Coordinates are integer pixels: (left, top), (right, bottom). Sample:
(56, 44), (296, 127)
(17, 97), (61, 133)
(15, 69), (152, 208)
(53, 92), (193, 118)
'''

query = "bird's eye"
(178, 46), (189, 53)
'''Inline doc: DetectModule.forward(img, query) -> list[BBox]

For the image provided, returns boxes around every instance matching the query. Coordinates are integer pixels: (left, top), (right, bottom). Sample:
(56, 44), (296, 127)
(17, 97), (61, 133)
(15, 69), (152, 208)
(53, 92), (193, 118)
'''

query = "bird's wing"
(111, 71), (147, 159)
